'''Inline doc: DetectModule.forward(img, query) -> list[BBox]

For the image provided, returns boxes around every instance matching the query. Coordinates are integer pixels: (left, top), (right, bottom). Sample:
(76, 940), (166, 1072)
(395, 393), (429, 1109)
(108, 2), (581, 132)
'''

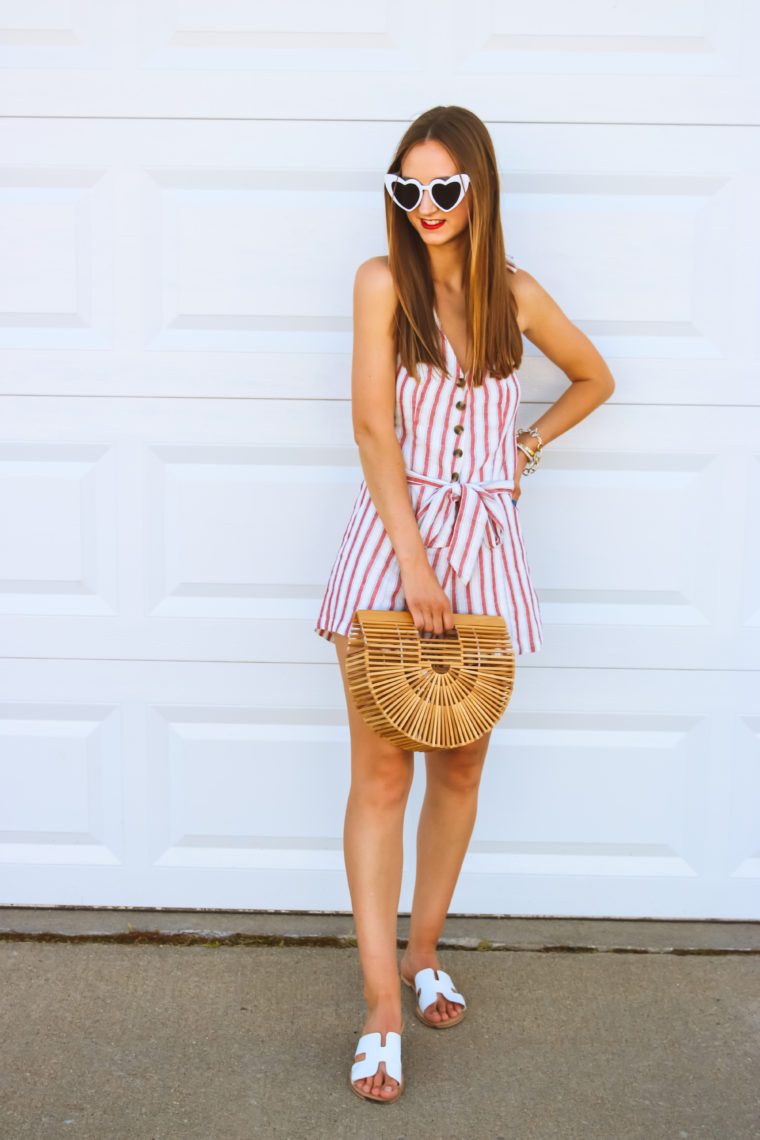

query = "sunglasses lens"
(389, 178), (421, 211)
(431, 179), (464, 211)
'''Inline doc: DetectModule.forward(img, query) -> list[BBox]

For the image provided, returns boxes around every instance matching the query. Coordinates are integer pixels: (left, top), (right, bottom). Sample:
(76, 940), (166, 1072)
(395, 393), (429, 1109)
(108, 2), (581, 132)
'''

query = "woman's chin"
(415, 225), (466, 248)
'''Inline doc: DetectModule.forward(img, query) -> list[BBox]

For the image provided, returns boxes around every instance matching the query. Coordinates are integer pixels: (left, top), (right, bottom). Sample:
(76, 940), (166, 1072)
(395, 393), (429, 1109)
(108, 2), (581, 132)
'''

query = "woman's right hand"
(399, 554), (456, 635)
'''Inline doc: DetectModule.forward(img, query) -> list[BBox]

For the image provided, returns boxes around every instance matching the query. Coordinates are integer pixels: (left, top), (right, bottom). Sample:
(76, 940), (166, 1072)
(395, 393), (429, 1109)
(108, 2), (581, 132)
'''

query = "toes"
(381, 1073), (399, 1097)
(354, 1070), (388, 1099)
(421, 996), (464, 1021)
(373, 1063), (397, 1098)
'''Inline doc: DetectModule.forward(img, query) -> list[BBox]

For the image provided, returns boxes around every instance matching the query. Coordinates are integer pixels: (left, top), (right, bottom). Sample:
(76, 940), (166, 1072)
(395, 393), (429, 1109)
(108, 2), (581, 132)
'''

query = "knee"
(351, 744), (413, 811)
(430, 740), (487, 795)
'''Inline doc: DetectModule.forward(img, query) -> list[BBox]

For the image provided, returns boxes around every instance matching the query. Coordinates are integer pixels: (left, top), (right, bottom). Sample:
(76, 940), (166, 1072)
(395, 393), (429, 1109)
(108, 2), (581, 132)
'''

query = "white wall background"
(1, 1), (758, 918)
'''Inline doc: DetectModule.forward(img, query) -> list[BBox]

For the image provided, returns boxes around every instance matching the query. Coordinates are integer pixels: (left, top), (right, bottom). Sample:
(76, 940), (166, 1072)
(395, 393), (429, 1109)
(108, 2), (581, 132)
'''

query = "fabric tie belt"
(406, 469), (515, 585)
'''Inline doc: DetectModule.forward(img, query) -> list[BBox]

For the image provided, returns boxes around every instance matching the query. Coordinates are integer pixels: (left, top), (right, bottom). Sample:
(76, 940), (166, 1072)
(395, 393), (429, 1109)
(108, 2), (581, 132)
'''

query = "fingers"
(401, 563), (455, 636)
(408, 601), (455, 636)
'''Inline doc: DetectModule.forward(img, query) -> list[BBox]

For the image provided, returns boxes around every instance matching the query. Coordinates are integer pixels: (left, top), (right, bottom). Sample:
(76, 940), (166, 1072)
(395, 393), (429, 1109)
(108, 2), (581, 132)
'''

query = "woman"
(315, 105), (615, 1103)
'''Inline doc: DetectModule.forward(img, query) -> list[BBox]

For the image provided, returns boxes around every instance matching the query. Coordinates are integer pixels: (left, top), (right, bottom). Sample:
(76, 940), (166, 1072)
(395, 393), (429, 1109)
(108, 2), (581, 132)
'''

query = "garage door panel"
(472, 714), (709, 879)
(460, 0), (748, 82)
(148, 165), (743, 361)
(0, 702), (123, 869)
(143, 445), (361, 621)
(146, 136), (755, 363)
(2, 0), (756, 122)
(519, 405), (755, 654)
(0, 441), (118, 616)
(1, 396), (757, 669)
(0, 165), (112, 351)
(2, 119), (755, 404)
(138, 0), (410, 69)
(0, 0), (112, 67)
(479, 0), (724, 46)
(145, 173), (383, 353)
(528, 456), (716, 626)
(507, 172), (757, 369)
(147, 710), (348, 871)
(1, 660), (757, 916)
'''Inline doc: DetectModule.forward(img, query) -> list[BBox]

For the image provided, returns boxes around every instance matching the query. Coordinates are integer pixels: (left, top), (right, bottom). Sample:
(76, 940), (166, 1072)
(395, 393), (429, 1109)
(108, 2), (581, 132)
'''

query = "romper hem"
(315, 618), (542, 656)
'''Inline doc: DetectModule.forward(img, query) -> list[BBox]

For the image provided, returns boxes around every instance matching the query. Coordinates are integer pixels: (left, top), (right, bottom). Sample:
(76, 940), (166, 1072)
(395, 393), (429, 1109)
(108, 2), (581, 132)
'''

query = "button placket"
(451, 368), (467, 482)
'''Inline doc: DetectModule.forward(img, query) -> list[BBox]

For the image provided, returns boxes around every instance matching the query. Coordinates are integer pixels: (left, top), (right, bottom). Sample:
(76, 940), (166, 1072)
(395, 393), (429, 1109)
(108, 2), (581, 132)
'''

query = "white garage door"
(1, 2), (758, 918)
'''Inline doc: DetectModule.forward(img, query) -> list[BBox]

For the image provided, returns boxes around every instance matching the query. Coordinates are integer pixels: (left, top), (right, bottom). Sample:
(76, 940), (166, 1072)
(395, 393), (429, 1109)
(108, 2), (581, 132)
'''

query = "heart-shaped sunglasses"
(384, 172), (471, 213)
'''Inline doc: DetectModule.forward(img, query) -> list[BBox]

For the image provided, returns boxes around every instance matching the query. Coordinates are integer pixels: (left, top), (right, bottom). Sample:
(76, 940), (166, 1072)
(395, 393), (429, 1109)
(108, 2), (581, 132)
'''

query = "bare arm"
(511, 270), (615, 495)
(351, 257), (454, 634)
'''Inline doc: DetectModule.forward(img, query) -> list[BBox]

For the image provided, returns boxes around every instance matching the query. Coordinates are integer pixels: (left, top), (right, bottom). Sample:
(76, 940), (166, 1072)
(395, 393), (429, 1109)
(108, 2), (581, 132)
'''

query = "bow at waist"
(406, 469), (515, 584)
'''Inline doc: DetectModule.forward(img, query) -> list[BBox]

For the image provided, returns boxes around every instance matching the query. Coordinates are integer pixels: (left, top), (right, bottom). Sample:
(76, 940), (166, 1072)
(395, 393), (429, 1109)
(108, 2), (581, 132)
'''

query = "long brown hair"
(385, 105), (522, 387)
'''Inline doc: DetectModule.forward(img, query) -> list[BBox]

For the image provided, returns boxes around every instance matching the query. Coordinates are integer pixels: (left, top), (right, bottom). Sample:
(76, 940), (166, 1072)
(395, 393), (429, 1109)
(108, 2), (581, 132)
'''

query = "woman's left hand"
(512, 448), (529, 502)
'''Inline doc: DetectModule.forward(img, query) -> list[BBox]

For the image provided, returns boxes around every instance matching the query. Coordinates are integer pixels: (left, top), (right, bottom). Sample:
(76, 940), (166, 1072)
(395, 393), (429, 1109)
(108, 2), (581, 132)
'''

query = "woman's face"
(399, 139), (471, 247)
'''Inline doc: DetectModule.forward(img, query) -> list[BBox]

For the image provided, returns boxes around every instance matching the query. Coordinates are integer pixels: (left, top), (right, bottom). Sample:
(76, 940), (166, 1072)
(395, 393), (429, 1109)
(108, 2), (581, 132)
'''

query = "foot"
(351, 1004), (403, 1102)
(399, 951), (464, 1024)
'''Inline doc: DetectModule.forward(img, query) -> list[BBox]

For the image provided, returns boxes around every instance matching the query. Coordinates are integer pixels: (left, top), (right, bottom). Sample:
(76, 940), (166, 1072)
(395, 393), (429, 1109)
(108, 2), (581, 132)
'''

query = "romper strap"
(505, 254), (518, 273)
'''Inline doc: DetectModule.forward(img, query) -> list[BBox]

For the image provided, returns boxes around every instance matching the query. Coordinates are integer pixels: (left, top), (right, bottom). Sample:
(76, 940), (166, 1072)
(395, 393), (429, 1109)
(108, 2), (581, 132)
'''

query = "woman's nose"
(419, 189), (436, 214)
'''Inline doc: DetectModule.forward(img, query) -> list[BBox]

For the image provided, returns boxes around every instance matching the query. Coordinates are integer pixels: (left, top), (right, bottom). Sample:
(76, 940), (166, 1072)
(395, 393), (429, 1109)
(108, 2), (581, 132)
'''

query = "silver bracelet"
(517, 425), (543, 449)
(516, 426), (543, 475)
(517, 442), (541, 475)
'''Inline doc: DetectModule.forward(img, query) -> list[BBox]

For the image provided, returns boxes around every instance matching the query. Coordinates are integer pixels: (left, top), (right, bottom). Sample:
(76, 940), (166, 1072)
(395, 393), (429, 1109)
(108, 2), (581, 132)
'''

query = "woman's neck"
(426, 235), (468, 297)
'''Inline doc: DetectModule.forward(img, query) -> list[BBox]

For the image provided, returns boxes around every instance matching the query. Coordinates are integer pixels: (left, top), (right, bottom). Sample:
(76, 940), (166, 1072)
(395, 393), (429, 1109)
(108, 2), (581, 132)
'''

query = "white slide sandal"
(402, 966), (467, 1029)
(349, 1030), (404, 1103)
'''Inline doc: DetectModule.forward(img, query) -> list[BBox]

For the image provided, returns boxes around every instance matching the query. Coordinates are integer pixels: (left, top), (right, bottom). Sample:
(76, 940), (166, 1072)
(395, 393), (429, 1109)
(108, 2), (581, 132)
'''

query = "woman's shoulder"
(352, 257), (397, 345)
(354, 255), (393, 292)
(353, 256), (396, 319)
(506, 254), (546, 295)
(506, 257), (543, 335)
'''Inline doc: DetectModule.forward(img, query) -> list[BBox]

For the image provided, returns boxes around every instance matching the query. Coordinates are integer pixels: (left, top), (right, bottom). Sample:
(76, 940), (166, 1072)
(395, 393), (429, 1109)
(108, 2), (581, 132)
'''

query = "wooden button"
(453, 424), (464, 435)
(453, 448), (463, 457)
(455, 378), (466, 388)
(451, 472), (460, 482)
(455, 400), (465, 410)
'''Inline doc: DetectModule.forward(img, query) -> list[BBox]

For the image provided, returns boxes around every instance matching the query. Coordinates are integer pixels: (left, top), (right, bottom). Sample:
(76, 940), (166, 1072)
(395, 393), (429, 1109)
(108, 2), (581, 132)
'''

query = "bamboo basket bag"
(346, 610), (516, 751)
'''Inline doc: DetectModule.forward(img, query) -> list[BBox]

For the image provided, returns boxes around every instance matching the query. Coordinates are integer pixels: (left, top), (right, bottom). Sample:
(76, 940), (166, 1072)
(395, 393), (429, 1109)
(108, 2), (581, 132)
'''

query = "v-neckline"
(433, 309), (470, 379)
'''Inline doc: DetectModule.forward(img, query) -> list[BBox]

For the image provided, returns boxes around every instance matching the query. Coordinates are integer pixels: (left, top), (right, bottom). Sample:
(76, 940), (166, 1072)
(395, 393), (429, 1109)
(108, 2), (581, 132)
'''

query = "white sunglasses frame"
(384, 172), (471, 213)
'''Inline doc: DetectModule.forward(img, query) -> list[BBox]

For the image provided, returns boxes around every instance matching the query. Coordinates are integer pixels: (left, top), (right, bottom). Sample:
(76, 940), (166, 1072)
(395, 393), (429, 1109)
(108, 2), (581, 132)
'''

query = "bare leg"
(400, 733), (490, 1022)
(334, 633), (414, 1100)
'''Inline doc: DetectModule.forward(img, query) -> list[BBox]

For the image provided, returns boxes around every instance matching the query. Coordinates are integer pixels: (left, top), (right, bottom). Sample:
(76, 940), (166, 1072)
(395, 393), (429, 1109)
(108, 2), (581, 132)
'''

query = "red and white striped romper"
(315, 257), (543, 655)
